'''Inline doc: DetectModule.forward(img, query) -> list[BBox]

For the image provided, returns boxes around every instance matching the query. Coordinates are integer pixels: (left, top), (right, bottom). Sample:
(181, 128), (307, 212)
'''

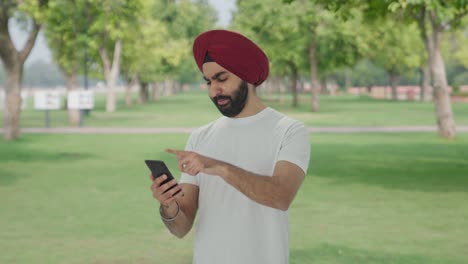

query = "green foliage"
(120, 0), (171, 83)
(233, 0), (367, 79)
(154, 0), (217, 81)
(232, 0), (307, 76)
(348, 59), (388, 86)
(313, 8), (369, 75)
(367, 19), (423, 76)
(45, 0), (89, 74)
(44, 0), (143, 80)
(451, 23), (468, 68)
(120, 0), (216, 84)
(452, 71), (468, 87)
(17, 0), (49, 23)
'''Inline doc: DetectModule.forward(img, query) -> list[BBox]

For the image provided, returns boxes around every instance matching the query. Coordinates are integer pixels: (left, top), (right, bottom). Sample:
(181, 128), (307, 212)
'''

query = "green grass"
(1, 133), (467, 263)
(5, 90), (468, 128)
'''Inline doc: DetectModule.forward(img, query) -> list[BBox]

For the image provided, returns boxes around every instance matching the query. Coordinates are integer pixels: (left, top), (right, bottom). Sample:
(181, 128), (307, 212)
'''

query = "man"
(150, 29), (310, 264)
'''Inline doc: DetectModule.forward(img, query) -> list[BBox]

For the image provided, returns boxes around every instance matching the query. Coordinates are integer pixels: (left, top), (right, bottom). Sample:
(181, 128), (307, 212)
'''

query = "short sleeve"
(179, 132), (200, 186)
(277, 122), (311, 174)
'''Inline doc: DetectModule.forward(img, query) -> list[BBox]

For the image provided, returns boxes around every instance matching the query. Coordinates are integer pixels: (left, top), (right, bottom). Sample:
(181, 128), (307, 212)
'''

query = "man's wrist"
(216, 162), (231, 179)
(160, 201), (179, 221)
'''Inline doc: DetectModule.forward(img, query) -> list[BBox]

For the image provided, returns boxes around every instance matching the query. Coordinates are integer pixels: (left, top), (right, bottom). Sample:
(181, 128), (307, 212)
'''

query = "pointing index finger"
(165, 149), (181, 155)
(165, 149), (189, 159)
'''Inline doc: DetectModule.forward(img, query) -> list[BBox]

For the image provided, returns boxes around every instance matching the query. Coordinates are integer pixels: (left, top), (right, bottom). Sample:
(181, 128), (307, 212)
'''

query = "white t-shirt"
(180, 107), (310, 264)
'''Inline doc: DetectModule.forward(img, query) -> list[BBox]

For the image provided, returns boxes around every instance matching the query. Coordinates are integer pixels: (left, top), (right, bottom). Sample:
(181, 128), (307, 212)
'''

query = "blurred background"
(1, 0), (467, 263)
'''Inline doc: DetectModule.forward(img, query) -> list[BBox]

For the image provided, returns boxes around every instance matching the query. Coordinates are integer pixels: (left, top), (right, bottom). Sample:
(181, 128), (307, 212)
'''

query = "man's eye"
(206, 81), (211, 85)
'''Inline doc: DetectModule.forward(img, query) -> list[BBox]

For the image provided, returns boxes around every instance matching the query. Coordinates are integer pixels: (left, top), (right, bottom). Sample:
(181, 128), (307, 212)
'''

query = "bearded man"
(149, 29), (311, 264)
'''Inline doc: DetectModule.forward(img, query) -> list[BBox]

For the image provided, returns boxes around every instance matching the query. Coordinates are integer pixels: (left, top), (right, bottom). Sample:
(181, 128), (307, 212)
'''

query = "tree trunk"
(345, 69), (352, 90)
(152, 82), (161, 102)
(0, 14), (41, 140)
(65, 71), (80, 126)
(99, 39), (122, 113)
(139, 82), (149, 104)
(267, 79), (273, 101)
(164, 79), (175, 96)
(309, 40), (320, 112)
(174, 82), (181, 94)
(417, 9), (456, 138)
(419, 64), (431, 102)
(298, 78), (304, 93)
(417, 7), (433, 103)
(272, 76), (281, 102)
(428, 13), (456, 139)
(125, 73), (138, 107)
(320, 77), (327, 95)
(389, 72), (399, 101)
(105, 75), (117, 112)
(279, 77), (286, 104)
(289, 63), (298, 107)
(3, 64), (22, 140)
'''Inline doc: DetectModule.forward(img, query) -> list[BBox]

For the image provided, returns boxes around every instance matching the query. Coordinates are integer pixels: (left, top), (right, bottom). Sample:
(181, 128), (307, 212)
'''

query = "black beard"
(211, 81), (249, 117)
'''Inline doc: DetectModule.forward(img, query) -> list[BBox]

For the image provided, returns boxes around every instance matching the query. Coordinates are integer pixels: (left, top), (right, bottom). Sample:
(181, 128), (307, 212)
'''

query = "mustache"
(213, 95), (231, 101)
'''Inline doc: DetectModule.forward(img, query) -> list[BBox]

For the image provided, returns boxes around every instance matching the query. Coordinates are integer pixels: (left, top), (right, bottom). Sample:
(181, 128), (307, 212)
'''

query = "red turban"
(193, 30), (269, 86)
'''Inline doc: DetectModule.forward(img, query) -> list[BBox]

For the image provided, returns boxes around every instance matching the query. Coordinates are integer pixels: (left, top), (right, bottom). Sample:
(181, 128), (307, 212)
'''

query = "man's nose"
(211, 82), (223, 96)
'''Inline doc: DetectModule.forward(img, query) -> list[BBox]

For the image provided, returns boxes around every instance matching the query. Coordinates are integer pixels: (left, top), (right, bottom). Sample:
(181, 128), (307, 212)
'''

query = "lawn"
(4, 90), (468, 128)
(1, 133), (467, 264)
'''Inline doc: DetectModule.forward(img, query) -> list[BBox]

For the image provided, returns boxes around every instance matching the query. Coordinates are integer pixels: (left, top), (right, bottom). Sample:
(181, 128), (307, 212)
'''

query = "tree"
(0, 0), (48, 140)
(234, 0), (366, 110)
(296, 0), (468, 138)
(119, 0), (170, 105)
(233, 0), (308, 107)
(86, 0), (142, 112)
(155, 0), (216, 94)
(405, 2), (465, 138)
(45, 0), (89, 126)
(367, 19), (422, 100)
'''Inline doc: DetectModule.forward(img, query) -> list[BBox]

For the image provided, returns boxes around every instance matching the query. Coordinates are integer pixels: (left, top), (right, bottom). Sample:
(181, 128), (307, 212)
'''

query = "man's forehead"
(202, 62), (230, 78)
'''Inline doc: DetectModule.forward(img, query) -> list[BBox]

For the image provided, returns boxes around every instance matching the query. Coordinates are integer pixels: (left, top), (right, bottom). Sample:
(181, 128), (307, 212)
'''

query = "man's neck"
(234, 94), (266, 118)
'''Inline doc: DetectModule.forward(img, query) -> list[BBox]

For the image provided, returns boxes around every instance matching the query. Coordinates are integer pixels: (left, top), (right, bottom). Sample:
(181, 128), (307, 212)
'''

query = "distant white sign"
(0, 90), (28, 110)
(34, 91), (62, 110)
(68, 90), (94, 109)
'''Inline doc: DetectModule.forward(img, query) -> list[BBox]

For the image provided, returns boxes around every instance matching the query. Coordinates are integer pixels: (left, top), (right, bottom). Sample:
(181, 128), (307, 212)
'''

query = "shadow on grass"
(0, 139), (95, 186)
(291, 243), (457, 264)
(311, 142), (468, 193)
(0, 168), (18, 185)
(0, 147), (95, 163)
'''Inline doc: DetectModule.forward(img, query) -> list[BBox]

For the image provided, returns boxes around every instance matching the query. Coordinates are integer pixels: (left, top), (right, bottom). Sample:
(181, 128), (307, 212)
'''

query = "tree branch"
(111, 39), (122, 74)
(99, 47), (111, 77)
(0, 18), (19, 68)
(416, 6), (428, 44)
(448, 8), (468, 26)
(18, 20), (41, 64)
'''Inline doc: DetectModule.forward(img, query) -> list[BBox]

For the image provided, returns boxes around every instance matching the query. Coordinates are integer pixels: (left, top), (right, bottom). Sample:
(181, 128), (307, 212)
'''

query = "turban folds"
(193, 30), (269, 86)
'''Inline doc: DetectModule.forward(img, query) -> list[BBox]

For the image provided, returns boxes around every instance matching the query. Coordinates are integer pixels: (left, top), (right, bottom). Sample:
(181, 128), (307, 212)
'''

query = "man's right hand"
(149, 174), (199, 238)
(149, 174), (183, 208)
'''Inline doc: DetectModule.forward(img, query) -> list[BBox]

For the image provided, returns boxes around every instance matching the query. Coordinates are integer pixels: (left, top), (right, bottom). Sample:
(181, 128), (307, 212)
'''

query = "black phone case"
(145, 160), (180, 195)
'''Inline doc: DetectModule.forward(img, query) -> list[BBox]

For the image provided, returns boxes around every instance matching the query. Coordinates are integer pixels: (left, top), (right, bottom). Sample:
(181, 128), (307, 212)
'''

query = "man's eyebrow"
(203, 71), (228, 82)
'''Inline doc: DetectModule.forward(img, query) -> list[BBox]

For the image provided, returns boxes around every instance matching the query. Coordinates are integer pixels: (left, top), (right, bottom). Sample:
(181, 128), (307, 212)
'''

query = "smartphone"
(145, 160), (181, 196)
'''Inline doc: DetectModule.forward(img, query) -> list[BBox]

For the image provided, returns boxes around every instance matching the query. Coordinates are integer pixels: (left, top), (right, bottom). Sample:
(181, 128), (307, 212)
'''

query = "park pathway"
(2, 126), (468, 134)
